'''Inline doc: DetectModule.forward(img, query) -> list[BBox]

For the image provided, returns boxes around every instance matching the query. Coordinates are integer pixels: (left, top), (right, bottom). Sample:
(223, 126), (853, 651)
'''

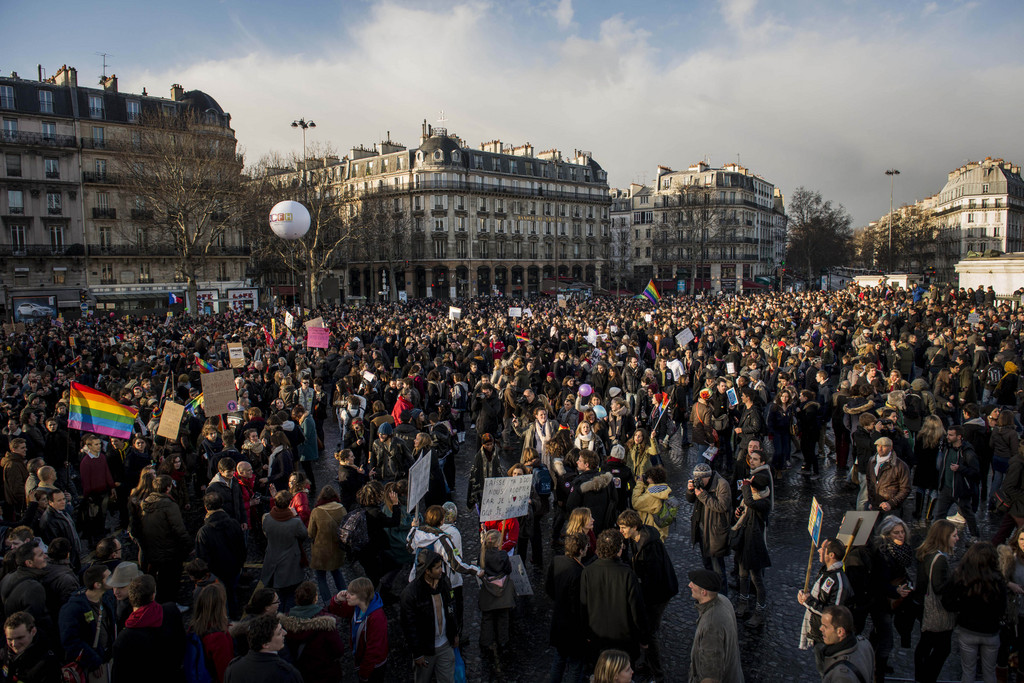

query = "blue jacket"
(59, 588), (118, 671)
(299, 415), (319, 462)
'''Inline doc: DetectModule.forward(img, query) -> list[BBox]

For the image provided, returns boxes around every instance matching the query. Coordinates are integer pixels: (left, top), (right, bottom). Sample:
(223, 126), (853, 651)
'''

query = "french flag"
(169, 292), (183, 305)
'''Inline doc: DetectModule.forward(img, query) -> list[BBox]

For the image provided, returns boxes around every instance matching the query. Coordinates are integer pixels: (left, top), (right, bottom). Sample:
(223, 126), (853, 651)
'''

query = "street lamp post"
(885, 168), (900, 274)
(290, 118), (315, 308)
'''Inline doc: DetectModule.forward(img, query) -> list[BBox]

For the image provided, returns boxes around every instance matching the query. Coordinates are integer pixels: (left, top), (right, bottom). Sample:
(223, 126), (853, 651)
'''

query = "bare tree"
(352, 191), (411, 302)
(111, 110), (244, 306)
(856, 205), (937, 273)
(676, 184), (724, 294)
(786, 187), (853, 288)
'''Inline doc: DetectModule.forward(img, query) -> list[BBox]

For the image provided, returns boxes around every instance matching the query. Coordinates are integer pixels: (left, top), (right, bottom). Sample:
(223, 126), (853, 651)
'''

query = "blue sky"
(4, 0), (1023, 227)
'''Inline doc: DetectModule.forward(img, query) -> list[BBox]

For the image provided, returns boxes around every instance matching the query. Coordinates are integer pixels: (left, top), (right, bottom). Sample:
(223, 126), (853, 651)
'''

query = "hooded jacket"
(566, 471), (618, 534)
(632, 481), (672, 541)
(140, 492), (192, 564)
(206, 472), (246, 526)
(308, 501), (347, 570)
(328, 592), (388, 680)
(58, 588), (118, 671)
(1, 451), (28, 510)
(399, 550), (459, 659)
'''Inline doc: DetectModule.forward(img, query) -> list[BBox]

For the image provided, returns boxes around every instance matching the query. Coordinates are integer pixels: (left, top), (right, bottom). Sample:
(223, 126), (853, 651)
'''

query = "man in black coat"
(110, 574), (186, 683)
(580, 529), (649, 664)
(545, 531), (589, 683)
(471, 383), (502, 443)
(566, 449), (618, 534)
(0, 610), (60, 683)
(0, 542), (55, 651)
(206, 457), (247, 528)
(617, 510), (678, 683)
(39, 489), (82, 571)
(139, 475), (192, 603)
(224, 613), (302, 683)
(400, 549), (460, 682)
(195, 492), (246, 619)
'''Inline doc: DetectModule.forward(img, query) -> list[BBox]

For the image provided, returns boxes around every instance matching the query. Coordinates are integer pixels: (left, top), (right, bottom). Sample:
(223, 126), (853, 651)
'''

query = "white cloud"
(719, 0), (758, 30)
(552, 0), (573, 29)
(121, 1), (1024, 227)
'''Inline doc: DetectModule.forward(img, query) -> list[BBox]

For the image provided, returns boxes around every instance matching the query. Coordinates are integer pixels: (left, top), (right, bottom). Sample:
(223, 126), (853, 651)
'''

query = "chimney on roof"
(170, 84), (184, 101)
(101, 74), (117, 92)
(54, 65), (77, 88)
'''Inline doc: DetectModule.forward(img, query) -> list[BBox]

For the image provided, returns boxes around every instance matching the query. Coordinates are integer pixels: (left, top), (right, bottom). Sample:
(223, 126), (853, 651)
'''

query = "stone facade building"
(266, 122), (613, 301)
(0, 64), (248, 316)
(610, 161), (786, 294)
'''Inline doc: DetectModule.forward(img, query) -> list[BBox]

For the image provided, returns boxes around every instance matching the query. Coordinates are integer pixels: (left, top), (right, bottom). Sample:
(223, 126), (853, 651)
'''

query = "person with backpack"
(632, 465), (675, 541)
(519, 449), (551, 567)
(406, 505), (481, 627)
(818, 605), (874, 683)
(328, 577), (389, 683)
(617, 509), (679, 683)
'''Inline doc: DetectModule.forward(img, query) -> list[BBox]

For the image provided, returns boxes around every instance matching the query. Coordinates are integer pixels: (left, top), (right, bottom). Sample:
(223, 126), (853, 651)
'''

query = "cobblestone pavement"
(310, 420), (990, 682)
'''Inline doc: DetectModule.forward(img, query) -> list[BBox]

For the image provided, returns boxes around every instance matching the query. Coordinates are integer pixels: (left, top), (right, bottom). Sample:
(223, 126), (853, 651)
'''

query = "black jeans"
(914, 629), (952, 683)
(934, 489), (979, 536)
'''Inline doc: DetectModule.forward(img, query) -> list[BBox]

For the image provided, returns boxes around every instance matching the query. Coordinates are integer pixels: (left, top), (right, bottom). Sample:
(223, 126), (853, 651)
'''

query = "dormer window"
(433, 150), (443, 161)
(416, 151), (424, 163)
(452, 151), (460, 163)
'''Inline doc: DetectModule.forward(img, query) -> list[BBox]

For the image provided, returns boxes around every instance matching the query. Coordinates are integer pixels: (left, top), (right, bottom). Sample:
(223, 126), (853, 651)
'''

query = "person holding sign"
(730, 469), (772, 628)
(797, 537), (852, 650)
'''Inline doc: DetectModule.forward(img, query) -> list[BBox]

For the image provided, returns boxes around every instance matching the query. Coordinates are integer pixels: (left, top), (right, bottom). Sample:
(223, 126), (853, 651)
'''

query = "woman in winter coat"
(632, 465), (672, 542)
(990, 409), (1020, 502)
(288, 472), (312, 526)
(573, 419), (606, 461)
(913, 520), (958, 683)
(295, 406), (320, 493)
(279, 581), (346, 683)
(795, 390), (822, 476)
(943, 542), (1006, 683)
(998, 527), (1024, 681)
(731, 454), (773, 628)
(308, 486), (347, 604)
(192, 582), (235, 682)
(265, 431), (295, 496)
(766, 389), (795, 470)
(356, 482), (400, 589)
(467, 434), (503, 510)
(912, 416), (945, 521)
(261, 490), (309, 612)
(478, 529), (515, 660)
(868, 516), (915, 682)
(625, 428), (658, 478)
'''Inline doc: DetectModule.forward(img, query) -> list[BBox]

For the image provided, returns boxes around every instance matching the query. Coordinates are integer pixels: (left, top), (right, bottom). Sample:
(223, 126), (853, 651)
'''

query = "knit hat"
(609, 444), (626, 461)
(692, 463), (712, 480)
(688, 568), (722, 593)
(378, 423), (394, 436)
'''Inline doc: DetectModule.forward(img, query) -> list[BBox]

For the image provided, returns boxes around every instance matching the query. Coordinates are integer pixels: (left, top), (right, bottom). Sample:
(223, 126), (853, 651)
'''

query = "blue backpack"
(184, 631), (213, 683)
(533, 465), (553, 496)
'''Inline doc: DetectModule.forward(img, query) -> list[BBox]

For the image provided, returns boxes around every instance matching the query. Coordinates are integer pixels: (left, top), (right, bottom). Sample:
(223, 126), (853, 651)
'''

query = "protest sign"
(304, 317), (324, 330)
(675, 328), (694, 347)
(156, 401), (186, 440)
(227, 343), (245, 368)
(284, 311), (295, 329)
(478, 476), (533, 523)
(201, 369), (238, 415)
(509, 555), (533, 595)
(509, 307), (523, 318)
(407, 452), (431, 511)
(307, 327), (329, 349)
(449, 306), (462, 320)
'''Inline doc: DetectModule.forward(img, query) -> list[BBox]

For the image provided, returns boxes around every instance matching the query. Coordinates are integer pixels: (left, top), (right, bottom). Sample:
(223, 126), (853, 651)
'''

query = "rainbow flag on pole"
(68, 382), (137, 440)
(515, 333), (530, 344)
(635, 279), (661, 305)
(196, 357), (216, 374)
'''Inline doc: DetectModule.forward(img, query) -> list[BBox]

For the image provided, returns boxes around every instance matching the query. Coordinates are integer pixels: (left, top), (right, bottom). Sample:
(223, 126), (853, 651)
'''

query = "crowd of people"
(0, 280), (1019, 682)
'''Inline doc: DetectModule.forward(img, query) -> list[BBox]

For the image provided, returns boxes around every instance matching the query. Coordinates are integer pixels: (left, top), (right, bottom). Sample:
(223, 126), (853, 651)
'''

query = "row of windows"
(412, 216), (607, 237)
(418, 239), (602, 261)
(0, 86), (143, 121)
(410, 195), (606, 218)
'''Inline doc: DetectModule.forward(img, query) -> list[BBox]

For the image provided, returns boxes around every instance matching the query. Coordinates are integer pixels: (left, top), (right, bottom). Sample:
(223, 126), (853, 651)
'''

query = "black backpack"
(337, 507), (370, 552)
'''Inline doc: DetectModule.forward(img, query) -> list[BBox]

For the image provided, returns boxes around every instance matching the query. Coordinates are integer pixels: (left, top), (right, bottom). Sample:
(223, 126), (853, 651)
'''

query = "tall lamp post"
(885, 168), (900, 273)
(290, 118), (315, 308)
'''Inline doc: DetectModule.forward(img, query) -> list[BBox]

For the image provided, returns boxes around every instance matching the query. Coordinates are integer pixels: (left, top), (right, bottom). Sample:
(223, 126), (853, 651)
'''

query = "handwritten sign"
(156, 401), (186, 440)
(508, 307), (522, 318)
(227, 343), (245, 368)
(284, 311), (295, 329)
(449, 306), (462, 320)
(304, 317), (324, 330)
(523, 308), (533, 318)
(675, 328), (694, 347)
(808, 497), (823, 546)
(407, 452), (432, 511)
(478, 475), (533, 523)
(201, 369), (238, 416)
(307, 327), (329, 349)
(509, 555), (533, 595)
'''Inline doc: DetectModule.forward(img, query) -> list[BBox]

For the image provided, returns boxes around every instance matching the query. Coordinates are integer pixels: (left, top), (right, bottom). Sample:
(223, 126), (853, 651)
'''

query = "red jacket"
(391, 396), (414, 425)
(289, 491), (311, 526)
(201, 631), (234, 682)
(79, 452), (115, 496)
(483, 518), (519, 552)
(328, 594), (388, 680)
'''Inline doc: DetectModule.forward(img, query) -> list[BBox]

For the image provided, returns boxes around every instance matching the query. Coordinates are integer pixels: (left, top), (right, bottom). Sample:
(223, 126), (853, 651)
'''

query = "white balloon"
(269, 200), (310, 240)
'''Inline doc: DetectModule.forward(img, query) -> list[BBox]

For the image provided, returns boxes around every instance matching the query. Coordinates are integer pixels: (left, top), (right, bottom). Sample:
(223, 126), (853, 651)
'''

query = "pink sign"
(307, 326), (329, 349)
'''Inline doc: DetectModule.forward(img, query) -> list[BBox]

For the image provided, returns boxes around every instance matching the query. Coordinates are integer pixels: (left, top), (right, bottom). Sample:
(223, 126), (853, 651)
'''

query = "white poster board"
(227, 343), (246, 368)
(398, 291), (408, 302)
(407, 452), (432, 511)
(509, 554), (533, 595)
(284, 311), (295, 329)
(509, 307), (523, 318)
(449, 306), (462, 320)
(478, 476), (533, 523)
(675, 328), (694, 347)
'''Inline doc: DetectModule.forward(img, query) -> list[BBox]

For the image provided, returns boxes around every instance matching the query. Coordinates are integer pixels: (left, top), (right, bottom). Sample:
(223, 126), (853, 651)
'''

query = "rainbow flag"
(185, 393), (204, 416)
(515, 333), (529, 344)
(196, 357), (216, 374)
(68, 382), (137, 440)
(656, 392), (671, 416)
(635, 280), (661, 305)
(67, 355), (82, 369)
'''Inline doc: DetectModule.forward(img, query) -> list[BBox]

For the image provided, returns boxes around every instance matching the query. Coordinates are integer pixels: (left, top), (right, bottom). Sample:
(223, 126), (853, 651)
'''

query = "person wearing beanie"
(602, 444), (635, 516)
(688, 568), (742, 683)
(685, 462), (733, 596)
(368, 422), (410, 483)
